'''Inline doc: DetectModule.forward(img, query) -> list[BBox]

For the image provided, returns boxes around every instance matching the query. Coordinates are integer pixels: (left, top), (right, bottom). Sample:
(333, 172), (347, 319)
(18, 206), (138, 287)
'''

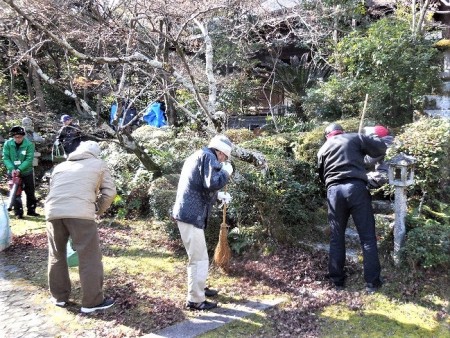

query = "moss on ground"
(320, 293), (450, 337)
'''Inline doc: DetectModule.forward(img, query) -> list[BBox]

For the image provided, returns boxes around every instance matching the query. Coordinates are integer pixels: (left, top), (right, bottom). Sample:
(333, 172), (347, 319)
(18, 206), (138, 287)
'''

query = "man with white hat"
(172, 134), (233, 310)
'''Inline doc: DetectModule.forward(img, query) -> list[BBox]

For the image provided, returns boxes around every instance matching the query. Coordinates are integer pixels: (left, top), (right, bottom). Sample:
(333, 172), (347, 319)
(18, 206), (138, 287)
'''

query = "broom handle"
(222, 186), (227, 225)
(358, 93), (369, 134)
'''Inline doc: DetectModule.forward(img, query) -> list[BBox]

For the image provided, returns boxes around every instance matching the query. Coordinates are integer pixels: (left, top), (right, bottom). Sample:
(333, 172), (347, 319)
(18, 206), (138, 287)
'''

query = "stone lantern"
(388, 153), (416, 187)
(388, 153), (416, 265)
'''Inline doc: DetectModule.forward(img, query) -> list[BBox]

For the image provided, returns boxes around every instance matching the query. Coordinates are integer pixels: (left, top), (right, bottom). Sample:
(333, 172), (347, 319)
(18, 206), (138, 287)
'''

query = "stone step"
(424, 109), (450, 118)
(424, 95), (450, 110)
(441, 81), (450, 93)
(146, 298), (286, 338)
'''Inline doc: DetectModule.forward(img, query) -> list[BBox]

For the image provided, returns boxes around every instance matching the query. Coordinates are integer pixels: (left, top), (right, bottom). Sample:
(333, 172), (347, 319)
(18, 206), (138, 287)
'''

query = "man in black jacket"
(317, 123), (387, 293)
(56, 115), (82, 155)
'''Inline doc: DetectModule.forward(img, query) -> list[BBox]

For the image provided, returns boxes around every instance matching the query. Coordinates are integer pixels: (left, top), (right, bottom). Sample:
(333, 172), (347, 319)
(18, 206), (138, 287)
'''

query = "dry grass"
(3, 213), (449, 337)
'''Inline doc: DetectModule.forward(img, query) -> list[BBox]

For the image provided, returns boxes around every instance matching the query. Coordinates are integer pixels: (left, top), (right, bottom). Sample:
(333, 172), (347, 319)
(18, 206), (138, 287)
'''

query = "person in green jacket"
(2, 126), (39, 218)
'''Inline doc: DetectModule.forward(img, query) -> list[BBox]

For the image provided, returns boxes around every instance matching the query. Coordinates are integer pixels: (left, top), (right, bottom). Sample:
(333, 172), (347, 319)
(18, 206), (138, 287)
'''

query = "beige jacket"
(45, 151), (116, 221)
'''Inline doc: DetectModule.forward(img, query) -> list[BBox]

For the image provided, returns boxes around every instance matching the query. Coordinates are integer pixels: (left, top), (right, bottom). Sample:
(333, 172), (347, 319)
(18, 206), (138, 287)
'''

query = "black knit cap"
(9, 126), (26, 136)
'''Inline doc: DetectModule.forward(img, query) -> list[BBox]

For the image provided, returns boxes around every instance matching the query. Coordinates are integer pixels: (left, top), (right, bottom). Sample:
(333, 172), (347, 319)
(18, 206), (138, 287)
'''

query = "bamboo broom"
(213, 188), (231, 272)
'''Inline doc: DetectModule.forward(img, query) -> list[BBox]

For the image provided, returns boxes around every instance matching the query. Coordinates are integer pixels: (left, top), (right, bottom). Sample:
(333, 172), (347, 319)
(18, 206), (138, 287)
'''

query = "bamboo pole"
(358, 93), (369, 134)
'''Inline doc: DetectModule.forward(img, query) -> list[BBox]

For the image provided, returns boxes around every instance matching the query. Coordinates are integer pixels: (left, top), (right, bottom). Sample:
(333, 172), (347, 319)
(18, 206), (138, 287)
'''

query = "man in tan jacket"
(45, 141), (116, 314)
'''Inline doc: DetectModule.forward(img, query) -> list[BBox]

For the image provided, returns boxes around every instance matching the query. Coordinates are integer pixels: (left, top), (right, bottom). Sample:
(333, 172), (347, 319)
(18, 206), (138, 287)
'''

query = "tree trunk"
(116, 130), (163, 178)
(30, 62), (47, 112)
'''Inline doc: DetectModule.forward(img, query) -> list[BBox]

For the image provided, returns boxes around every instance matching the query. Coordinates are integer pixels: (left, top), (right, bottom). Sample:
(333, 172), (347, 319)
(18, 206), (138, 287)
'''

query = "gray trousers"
(46, 218), (104, 307)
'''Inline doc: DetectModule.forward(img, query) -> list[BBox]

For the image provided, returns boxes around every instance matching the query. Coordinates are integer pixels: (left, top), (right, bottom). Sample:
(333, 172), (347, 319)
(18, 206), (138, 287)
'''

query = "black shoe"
(27, 211), (40, 217)
(80, 298), (115, 313)
(16, 214), (24, 219)
(204, 288), (218, 297)
(186, 300), (217, 311)
(334, 284), (345, 291)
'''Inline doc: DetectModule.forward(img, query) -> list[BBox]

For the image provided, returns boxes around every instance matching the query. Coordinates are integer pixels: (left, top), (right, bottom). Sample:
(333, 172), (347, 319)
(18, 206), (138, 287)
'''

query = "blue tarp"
(143, 102), (166, 128)
(110, 103), (118, 125)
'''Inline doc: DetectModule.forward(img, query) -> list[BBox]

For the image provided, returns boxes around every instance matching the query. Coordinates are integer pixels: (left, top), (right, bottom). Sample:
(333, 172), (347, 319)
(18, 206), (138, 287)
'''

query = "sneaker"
(366, 281), (383, 294)
(186, 300), (217, 311)
(80, 298), (115, 314)
(204, 287), (218, 297)
(50, 297), (67, 308)
(27, 211), (40, 217)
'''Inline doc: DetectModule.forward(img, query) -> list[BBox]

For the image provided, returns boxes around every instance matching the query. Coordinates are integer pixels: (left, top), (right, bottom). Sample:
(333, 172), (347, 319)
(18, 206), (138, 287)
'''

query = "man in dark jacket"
(2, 126), (39, 218)
(317, 123), (387, 293)
(172, 135), (233, 310)
(56, 115), (82, 155)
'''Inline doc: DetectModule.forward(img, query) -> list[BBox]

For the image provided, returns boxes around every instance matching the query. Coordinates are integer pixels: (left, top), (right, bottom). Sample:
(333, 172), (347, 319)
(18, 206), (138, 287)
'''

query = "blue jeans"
(327, 179), (381, 285)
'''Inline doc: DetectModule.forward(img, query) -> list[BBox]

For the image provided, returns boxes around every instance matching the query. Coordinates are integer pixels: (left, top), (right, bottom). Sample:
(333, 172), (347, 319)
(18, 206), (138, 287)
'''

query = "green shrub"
(293, 118), (360, 166)
(401, 219), (450, 269)
(303, 17), (441, 127)
(224, 128), (256, 144)
(386, 117), (450, 270)
(391, 118), (450, 202)
(148, 174), (179, 220)
(228, 133), (325, 247)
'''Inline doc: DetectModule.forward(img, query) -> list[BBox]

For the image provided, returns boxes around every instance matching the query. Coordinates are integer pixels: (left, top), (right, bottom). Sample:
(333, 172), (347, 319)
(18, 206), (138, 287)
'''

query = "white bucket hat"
(208, 135), (233, 158)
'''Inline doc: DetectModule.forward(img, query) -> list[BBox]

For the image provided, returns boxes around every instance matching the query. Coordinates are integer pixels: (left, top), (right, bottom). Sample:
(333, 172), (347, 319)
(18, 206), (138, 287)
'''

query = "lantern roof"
(389, 152), (416, 166)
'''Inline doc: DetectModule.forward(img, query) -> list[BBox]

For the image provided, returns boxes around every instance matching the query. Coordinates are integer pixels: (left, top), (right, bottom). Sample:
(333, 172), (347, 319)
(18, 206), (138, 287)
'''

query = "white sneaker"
(49, 297), (66, 307)
(80, 298), (115, 314)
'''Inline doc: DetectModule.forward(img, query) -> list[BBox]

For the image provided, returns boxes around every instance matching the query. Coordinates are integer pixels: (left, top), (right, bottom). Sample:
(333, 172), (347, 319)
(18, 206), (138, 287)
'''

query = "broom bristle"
(213, 223), (231, 271)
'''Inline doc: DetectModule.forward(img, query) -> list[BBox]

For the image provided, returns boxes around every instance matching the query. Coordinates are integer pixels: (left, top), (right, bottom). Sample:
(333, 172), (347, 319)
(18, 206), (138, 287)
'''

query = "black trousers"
(9, 171), (37, 216)
(326, 179), (381, 286)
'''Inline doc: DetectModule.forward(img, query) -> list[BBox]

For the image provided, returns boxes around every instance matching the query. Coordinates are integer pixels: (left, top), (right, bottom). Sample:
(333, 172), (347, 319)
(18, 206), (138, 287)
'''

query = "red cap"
(374, 125), (389, 138)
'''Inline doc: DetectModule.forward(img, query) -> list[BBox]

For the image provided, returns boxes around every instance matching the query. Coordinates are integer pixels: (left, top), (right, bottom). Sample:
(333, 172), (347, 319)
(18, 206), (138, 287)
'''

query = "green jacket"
(2, 137), (35, 175)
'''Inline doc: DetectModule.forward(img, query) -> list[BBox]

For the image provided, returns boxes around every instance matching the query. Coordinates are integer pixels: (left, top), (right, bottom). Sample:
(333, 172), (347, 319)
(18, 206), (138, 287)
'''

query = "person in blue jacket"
(172, 135), (233, 310)
(2, 126), (39, 218)
(317, 123), (387, 293)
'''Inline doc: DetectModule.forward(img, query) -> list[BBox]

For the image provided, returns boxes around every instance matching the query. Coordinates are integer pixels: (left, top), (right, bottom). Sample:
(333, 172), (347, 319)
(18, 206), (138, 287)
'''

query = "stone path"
(0, 255), (58, 338)
(147, 298), (285, 338)
(0, 253), (285, 337)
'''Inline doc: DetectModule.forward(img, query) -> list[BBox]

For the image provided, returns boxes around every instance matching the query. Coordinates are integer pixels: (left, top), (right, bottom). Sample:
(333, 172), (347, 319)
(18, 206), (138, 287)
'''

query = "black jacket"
(317, 133), (387, 188)
(57, 123), (82, 154)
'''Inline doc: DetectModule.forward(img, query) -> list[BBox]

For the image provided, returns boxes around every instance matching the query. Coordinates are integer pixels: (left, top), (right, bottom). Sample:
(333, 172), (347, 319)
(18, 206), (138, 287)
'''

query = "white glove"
(54, 140), (60, 146)
(222, 162), (233, 176)
(217, 191), (232, 204)
(363, 127), (375, 136)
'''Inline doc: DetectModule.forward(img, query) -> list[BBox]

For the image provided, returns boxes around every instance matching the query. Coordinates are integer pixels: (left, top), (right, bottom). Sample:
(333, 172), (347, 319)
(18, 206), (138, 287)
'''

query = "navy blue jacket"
(317, 133), (387, 188)
(57, 123), (82, 154)
(172, 147), (229, 229)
